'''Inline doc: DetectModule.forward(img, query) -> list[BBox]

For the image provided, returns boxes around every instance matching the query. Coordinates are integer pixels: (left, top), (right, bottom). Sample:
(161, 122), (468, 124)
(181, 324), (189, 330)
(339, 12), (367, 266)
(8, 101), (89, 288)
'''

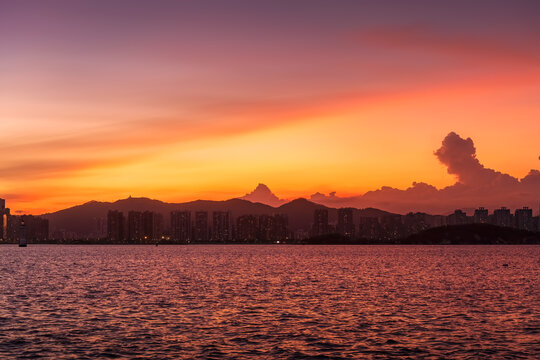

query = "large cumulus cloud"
(309, 132), (540, 214)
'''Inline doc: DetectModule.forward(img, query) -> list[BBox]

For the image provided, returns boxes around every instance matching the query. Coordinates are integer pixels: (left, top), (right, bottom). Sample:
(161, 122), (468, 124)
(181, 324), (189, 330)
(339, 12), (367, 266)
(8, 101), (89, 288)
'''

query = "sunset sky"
(1, 0), (540, 214)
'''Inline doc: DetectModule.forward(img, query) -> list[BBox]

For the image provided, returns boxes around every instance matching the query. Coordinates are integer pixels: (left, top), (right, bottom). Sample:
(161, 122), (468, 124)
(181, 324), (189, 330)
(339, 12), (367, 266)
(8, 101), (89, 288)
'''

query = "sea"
(0, 245), (538, 359)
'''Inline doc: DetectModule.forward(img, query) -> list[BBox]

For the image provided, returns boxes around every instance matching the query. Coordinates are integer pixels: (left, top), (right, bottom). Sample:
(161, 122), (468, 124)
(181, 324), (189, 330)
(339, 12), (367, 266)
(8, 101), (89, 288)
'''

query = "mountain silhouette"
(42, 196), (395, 239)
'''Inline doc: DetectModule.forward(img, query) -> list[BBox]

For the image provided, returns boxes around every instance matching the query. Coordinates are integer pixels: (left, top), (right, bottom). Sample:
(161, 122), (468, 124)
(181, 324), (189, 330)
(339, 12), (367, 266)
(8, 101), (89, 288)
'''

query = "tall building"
(312, 209), (329, 237)
(127, 211), (144, 243)
(93, 217), (107, 239)
(212, 211), (230, 242)
(236, 215), (258, 242)
(193, 211), (208, 242)
(337, 208), (355, 238)
(142, 211), (163, 242)
(273, 214), (289, 242)
(515, 207), (533, 231)
(447, 210), (468, 226)
(171, 211), (191, 243)
(358, 217), (380, 240)
(473, 207), (489, 224)
(107, 210), (125, 242)
(258, 214), (274, 242)
(0, 198), (10, 241)
(493, 207), (512, 227)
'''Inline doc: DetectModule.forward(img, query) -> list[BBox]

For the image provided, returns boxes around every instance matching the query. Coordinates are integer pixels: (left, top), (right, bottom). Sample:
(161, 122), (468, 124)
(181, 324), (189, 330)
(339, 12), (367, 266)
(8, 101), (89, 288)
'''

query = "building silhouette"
(474, 207), (489, 224)
(312, 209), (329, 237)
(236, 214), (258, 242)
(171, 211), (191, 243)
(337, 208), (355, 238)
(212, 211), (230, 242)
(273, 214), (289, 242)
(142, 211), (163, 242)
(493, 207), (512, 227)
(0, 198), (10, 241)
(127, 211), (144, 243)
(447, 210), (468, 226)
(107, 210), (125, 242)
(194, 211), (208, 242)
(7, 215), (48, 243)
(515, 207), (533, 231)
(258, 214), (274, 242)
(358, 217), (380, 239)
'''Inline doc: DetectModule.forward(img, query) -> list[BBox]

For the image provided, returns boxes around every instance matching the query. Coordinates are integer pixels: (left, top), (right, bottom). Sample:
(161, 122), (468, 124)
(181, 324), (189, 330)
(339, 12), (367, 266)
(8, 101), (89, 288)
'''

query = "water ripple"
(0, 245), (538, 358)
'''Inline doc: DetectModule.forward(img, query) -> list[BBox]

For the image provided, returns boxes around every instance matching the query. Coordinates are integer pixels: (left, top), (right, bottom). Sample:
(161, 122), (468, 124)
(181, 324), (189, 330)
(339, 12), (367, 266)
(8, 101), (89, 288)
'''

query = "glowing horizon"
(1, 0), (539, 214)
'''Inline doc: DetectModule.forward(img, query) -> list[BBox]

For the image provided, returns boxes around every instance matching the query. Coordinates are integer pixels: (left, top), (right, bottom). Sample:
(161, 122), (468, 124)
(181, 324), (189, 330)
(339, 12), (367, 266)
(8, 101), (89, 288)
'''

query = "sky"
(1, 0), (539, 214)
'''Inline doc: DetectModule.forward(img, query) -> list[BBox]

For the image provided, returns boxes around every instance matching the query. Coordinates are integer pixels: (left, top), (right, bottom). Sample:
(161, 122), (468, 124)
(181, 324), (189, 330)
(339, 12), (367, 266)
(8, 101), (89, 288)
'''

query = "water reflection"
(0, 245), (538, 358)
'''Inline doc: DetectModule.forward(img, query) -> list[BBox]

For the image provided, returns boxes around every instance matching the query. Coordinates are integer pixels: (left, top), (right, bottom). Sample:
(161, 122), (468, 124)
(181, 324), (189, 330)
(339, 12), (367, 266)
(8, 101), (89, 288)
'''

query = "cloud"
(434, 132), (518, 188)
(240, 183), (286, 207)
(355, 24), (540, 66)
(309, 132), (540, 214)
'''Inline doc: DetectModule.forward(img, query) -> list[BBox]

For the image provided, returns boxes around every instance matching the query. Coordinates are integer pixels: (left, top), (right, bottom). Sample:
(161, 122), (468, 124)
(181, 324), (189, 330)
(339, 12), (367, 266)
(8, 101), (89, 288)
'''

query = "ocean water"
(0, 245), (538, 359)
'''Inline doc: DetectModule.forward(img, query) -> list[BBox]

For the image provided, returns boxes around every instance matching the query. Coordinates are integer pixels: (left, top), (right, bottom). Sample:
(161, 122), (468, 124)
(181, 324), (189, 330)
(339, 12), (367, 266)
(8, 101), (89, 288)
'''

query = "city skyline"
(2, 194), (538, 244)
(2, 0), (540, 214)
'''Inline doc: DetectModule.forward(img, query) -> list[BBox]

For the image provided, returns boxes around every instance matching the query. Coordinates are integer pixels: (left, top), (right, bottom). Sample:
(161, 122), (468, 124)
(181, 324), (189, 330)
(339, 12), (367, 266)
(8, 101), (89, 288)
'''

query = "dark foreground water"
(0, 245), (538, 359)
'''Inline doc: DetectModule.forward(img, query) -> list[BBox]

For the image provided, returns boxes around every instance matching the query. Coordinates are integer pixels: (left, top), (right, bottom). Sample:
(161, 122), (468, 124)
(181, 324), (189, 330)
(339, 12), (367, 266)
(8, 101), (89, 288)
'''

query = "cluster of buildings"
(447, 207), (538, 231)
(107, 210), (290, 243)
(0, 199), (49, 243)
(310, 206), (540, 241)
(107, 206), (539, 243)
(0, 197), (538, 244)
(107, 210), (164, 243)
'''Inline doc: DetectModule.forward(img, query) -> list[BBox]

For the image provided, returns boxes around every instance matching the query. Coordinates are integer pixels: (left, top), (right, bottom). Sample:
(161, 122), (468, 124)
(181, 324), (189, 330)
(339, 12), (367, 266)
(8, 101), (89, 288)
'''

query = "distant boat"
(19, 219), (27, 247)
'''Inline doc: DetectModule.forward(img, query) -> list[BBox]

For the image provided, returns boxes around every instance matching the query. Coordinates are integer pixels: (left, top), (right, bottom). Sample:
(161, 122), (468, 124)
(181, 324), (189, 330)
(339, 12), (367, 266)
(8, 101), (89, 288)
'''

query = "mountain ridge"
(41, 195), (395, 238)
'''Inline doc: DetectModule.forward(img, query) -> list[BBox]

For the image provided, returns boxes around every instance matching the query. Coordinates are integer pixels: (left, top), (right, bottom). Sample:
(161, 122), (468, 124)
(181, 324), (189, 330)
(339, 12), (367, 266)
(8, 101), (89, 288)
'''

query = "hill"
(41, 196), (396, 238)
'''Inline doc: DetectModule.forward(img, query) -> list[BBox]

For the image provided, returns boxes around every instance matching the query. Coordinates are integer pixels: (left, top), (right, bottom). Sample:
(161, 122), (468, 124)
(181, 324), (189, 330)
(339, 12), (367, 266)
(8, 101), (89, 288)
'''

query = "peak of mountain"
(279, 197), (325, 209)
(114, 196), (164, 204)
(240, 183), (285, 207)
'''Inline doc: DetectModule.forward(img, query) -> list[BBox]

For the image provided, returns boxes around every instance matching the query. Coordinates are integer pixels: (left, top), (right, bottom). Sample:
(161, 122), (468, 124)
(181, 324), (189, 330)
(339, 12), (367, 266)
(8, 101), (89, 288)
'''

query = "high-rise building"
(127, 211), (144, 243)
(258, 214), (274, 242)
(358, 217), (380, 239)
(515, 207), (533, 231)
(171, 211), (191, 243)
(337, 208), (355, 238)
(93, 217), (107, 239)
(493, 207), (512, 227)
(0, 198), (9, 241)
(141, 211), (163, 242)
(273, 214), (289, 242)
(107, 210), (125, 242)
(212, 211), (230, 242)
(473, 207), (489, 224)
(312, 209), (329, 237)
(447, 210), (468, 226)
(193, 211), (208, 242)
(236, 215), (257, 242)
